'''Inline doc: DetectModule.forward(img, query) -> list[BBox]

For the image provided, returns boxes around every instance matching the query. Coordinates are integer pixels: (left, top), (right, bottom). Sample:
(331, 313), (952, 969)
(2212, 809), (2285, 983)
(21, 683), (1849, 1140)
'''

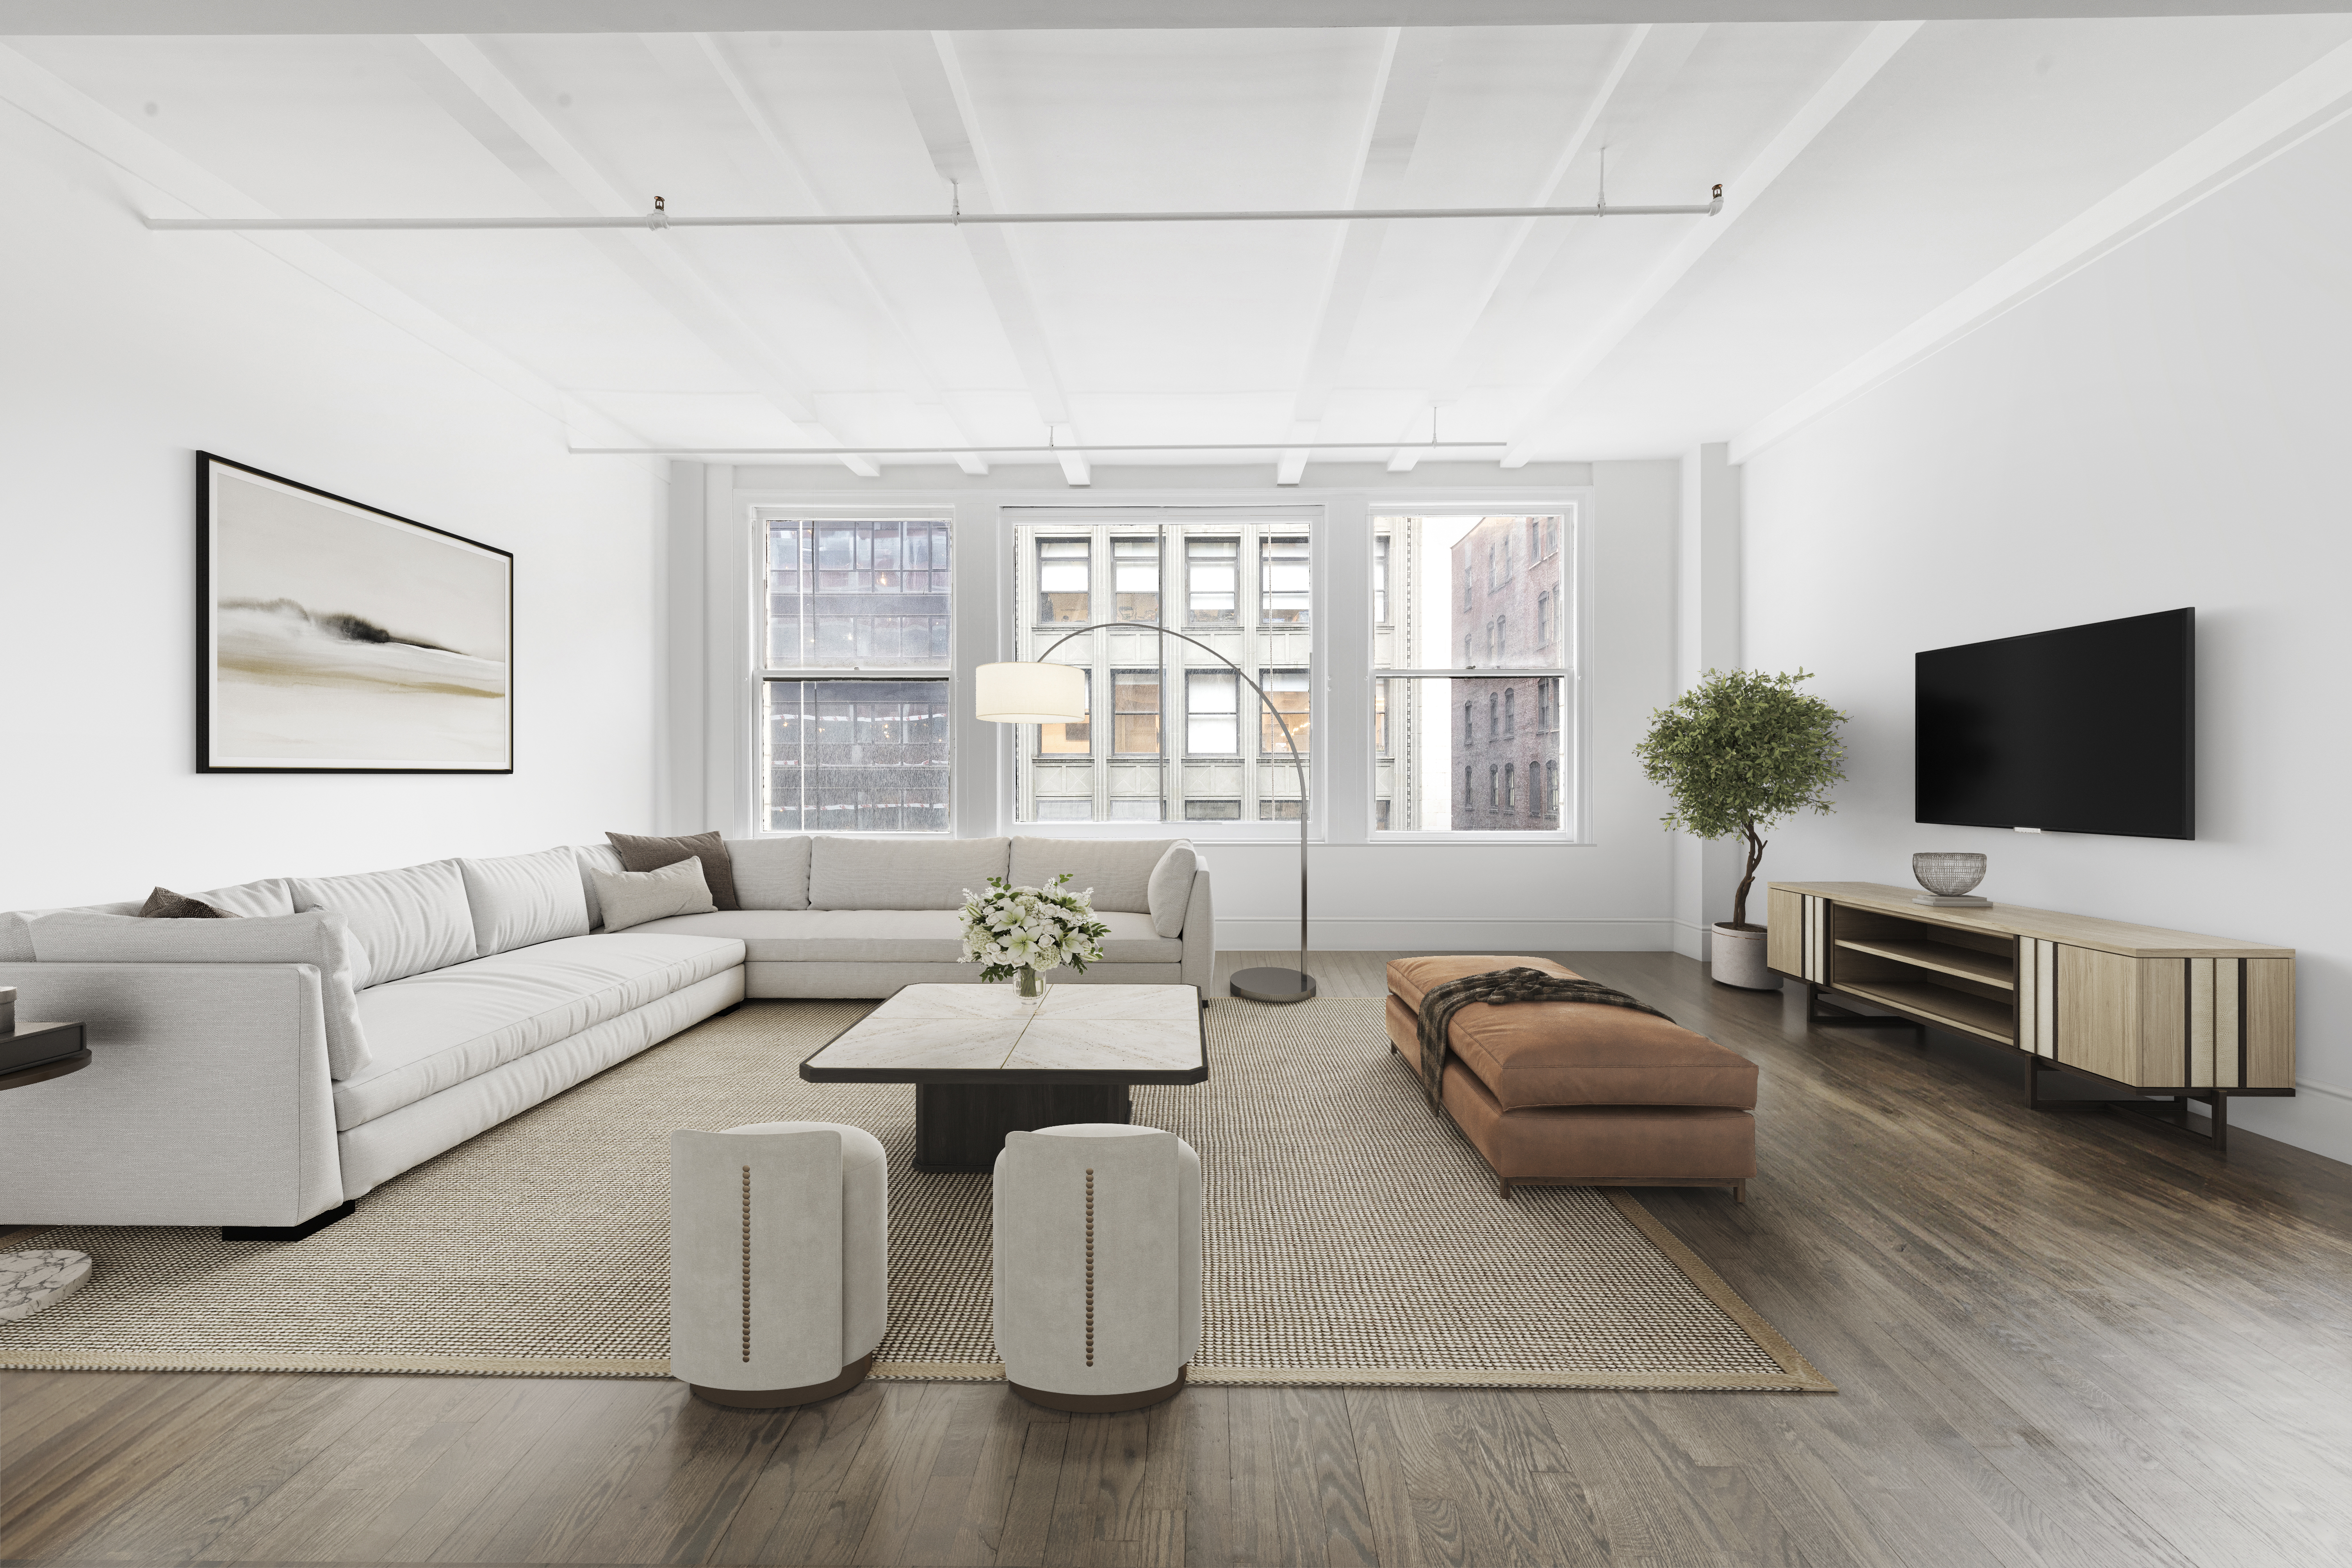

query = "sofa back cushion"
(185, 878), (297, 919)
(460, 848), (592, 956)
(728, 836), (811, 910)
(809, 836), (1010, 911)
(28, 908), (372, 1078)
(1, 900), (144, 959)
(1008, 837), (1176, 915)
(291, 860), (477, 989)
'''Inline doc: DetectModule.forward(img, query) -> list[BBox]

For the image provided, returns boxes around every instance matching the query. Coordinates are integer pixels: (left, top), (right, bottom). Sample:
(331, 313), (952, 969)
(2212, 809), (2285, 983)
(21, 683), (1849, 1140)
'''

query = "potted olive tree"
(1636, 669), (1848, 989)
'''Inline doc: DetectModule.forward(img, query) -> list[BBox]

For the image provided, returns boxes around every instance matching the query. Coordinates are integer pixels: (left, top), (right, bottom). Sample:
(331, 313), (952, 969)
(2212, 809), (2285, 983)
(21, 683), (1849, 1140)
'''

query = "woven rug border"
(0, 1187), (1833, 1394)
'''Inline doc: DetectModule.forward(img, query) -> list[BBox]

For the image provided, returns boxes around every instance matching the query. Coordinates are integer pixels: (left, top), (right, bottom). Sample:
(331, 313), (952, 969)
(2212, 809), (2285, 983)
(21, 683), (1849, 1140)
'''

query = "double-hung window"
(1187, 539), (1238, 624)
(758, 514), (953, 834)
(1113, 537), (1160, 623)
(1186, 671), (1239, 754)
(1010, 516), (1312, 827)
(1371, 509), (1579, 836)
(1037, 539), (1090, 623)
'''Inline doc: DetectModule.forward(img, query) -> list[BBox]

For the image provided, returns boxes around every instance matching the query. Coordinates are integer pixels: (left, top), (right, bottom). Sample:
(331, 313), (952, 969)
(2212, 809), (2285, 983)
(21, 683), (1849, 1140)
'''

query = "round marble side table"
(0, 1250), (92, 1322)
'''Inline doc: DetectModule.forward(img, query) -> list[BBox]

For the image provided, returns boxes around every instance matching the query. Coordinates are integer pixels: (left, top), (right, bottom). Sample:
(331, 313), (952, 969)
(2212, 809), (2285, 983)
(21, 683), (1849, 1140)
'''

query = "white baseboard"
(1670, 918), (1714, 963)
(1215, 917), (1677, 952)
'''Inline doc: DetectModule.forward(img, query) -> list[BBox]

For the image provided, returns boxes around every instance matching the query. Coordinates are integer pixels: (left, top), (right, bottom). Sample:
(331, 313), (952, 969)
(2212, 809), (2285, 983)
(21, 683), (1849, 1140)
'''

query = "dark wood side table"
(0, 1021), (95, 1323)
(0, 1021), (89, 1092)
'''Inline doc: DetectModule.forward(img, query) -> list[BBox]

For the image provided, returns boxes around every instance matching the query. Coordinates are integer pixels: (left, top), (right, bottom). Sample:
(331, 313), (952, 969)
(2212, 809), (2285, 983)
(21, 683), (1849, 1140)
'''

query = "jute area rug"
(0, 997), (1829, 1392)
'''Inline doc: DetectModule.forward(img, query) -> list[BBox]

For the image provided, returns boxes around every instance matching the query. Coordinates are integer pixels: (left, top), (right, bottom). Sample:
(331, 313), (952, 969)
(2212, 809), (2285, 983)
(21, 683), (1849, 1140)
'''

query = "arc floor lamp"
(977, 623), (1315, 1003)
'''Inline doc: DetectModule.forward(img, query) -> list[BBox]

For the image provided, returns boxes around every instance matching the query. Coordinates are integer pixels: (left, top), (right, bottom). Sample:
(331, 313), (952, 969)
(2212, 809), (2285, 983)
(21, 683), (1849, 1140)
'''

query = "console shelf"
(1833, 936), (2012, 989)
(1831, 979), (2014, 1045)
(1766, 880), (2297, 1155)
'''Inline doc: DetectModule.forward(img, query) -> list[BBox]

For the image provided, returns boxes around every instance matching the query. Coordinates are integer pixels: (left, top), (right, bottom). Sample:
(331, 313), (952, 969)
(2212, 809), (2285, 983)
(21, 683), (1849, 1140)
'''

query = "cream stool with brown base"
(669, 1121), (887, 1408)
(992, 1123), (1202, 1412)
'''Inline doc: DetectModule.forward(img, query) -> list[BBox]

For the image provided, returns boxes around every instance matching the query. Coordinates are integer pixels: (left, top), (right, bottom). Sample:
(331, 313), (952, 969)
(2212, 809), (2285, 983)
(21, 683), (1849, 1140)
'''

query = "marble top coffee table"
(801, 983), (1207, 1172)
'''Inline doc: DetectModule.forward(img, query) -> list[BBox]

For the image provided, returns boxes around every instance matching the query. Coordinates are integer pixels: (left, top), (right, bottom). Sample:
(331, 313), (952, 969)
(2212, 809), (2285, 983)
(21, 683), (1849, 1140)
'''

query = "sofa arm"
(1180, 866), (1215, 1001)
(0, 962), (344, 1227)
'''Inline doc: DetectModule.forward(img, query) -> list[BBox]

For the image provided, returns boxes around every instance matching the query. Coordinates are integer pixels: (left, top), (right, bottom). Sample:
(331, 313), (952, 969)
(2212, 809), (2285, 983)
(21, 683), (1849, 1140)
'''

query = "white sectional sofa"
(0, 835), (1211, 1233)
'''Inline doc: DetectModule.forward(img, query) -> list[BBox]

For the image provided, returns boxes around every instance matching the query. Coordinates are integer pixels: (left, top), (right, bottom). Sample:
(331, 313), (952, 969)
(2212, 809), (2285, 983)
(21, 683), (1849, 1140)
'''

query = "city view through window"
(1375, 513), (1572, 834)
(760, 516), (953, 833)
(753, 510), (1573, 836)
(1012, 519), (1313, 824)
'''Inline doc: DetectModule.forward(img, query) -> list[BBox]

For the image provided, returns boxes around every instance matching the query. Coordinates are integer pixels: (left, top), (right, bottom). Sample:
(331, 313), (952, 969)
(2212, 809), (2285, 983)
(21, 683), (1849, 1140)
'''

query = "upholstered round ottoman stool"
(669, 1120), (887, 1408)
(993, 1123), (1202, 1412)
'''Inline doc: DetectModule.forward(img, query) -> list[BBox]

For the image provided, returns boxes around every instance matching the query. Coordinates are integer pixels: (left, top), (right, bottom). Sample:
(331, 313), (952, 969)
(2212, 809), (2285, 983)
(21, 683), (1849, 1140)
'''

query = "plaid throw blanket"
(1413, 967), (1676, 1103)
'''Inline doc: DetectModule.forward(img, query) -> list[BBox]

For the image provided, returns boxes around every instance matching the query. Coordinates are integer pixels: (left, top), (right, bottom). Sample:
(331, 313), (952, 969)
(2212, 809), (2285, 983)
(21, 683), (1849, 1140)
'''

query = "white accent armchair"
(992, 1122), (1202, 1411)
(669, 1120), (887, 1406)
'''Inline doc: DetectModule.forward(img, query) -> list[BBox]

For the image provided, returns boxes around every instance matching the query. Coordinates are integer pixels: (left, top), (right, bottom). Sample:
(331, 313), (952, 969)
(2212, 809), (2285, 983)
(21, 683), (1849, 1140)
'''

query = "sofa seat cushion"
(334, 933), (744, 1131)
(1384, 959), (1757, 1112)
(630, 908), (1182, 965)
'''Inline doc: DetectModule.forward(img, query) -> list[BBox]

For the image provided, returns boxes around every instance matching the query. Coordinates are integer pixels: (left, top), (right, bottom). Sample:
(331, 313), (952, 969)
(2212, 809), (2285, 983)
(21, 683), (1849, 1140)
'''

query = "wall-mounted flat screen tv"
(1915, 609), (2194, 839)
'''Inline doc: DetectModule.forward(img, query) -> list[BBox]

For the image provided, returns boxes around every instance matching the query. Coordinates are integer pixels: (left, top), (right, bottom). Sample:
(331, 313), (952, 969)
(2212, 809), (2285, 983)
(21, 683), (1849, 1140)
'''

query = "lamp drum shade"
(976, 661), (1088, 724)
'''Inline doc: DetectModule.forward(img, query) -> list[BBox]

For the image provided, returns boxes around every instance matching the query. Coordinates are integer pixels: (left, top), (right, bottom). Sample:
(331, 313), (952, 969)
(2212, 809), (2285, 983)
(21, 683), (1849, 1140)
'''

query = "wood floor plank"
(710, 1379), (888, 1565)
(1174, 1384), (1232, 1568)
(826, 1382), (963, 1565)
(986, 1415), (1073, 1568)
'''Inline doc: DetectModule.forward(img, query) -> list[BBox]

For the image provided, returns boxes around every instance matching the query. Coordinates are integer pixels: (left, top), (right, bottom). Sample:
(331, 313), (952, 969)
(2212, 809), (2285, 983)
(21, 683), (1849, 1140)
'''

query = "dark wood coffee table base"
(915, 1081), (1133, 1172)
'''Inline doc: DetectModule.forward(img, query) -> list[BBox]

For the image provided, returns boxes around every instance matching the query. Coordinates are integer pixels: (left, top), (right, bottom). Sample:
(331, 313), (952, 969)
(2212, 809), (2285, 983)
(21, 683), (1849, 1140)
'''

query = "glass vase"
(1018, 967), (1042, 1000)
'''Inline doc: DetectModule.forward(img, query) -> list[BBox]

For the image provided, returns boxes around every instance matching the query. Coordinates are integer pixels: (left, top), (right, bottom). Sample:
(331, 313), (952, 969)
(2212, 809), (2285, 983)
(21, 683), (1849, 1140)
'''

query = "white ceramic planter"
(1710, 923), (1777, 990)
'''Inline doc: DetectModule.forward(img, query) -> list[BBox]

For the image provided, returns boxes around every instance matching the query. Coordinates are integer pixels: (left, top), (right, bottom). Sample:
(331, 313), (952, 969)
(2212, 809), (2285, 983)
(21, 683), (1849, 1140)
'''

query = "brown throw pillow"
(138, 887), (235, 919)
(605, 830), (740, 911)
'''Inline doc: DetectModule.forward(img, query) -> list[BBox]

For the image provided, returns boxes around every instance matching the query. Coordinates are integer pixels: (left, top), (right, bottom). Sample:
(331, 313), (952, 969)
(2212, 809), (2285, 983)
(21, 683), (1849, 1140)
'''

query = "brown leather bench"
(1385, 955), (1757, 1202)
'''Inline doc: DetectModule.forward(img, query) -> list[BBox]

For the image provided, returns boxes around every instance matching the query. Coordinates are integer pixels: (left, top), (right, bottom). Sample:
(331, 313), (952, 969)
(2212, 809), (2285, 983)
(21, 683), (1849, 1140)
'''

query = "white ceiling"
(9, 14), (2352, 478)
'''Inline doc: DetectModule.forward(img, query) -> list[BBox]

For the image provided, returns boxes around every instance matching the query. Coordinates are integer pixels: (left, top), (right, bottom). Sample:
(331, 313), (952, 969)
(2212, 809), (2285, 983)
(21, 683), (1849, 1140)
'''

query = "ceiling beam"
(384, 33), (880, 477)
(654, 31), (989, 475)
(12, 4), (2350, 35)
(889, 31), (1089, 486)
(1277, 26), (1449, 486)
(1499, 18), (1920, 468)
(1730, 32), (2352, 463)
(1386, 21), (1683, 472)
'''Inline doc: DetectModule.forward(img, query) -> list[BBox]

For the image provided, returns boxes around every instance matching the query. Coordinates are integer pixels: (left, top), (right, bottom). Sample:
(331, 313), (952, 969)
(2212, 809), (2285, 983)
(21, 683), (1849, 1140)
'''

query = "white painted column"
(659, 461), (707, 835)
(1671, 442), (1747, 960)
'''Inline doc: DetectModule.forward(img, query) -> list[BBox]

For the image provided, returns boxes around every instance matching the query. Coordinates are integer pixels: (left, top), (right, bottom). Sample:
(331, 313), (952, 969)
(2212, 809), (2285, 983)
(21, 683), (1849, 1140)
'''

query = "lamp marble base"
(1229, 966), (1317, 1003)
(0, 1250), (92, 1322)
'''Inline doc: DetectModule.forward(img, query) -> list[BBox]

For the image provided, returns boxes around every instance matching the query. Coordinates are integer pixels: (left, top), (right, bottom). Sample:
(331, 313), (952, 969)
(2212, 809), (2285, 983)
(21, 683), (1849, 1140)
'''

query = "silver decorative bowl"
(1912, 852), (1987, 898)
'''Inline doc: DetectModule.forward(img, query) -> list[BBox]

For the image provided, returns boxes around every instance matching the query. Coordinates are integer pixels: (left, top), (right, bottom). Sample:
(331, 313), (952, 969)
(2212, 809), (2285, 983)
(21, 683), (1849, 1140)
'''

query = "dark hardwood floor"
(7, 949), (2352, 1567)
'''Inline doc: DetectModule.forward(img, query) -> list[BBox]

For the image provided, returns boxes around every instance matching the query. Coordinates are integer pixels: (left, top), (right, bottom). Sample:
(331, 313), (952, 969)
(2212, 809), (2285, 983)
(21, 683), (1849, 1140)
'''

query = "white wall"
(0, 96), (666, 910)
(699, 459), (1685, 953)
(1741, 111), (2352, 1162)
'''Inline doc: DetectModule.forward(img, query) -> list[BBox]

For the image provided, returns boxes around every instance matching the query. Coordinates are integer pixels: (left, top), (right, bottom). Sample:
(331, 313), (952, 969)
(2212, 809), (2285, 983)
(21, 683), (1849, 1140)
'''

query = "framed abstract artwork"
(198, 453), (514, 773)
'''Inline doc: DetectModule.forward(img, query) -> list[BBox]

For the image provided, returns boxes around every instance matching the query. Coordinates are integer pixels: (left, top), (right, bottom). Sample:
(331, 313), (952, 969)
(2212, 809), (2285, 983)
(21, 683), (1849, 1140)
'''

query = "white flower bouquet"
(959, 873), (1111, 991)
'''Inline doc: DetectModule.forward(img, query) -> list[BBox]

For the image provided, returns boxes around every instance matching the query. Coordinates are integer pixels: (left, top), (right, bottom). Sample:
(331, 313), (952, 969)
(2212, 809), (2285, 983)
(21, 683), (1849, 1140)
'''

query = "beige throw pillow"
(1146, 841), (1197, 939)
(590, 859), (717, 933)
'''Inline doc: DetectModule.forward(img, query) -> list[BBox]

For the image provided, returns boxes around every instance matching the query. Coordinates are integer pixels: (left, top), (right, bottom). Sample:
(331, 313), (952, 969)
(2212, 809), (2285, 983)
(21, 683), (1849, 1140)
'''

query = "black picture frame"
(197, 452), (515, 774)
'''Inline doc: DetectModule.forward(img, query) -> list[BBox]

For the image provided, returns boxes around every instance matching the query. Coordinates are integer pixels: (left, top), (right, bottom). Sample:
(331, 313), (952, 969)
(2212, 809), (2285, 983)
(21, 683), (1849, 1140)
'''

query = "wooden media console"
(1765, 881), (2295, 1152)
